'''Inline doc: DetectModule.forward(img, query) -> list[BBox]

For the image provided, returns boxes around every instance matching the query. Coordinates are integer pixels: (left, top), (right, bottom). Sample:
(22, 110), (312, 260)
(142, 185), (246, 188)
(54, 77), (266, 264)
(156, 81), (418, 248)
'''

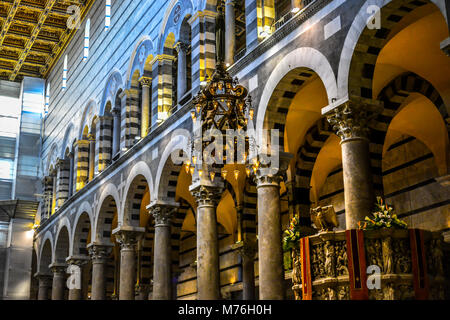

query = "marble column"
(88, 243), (113, 300)
(66, 256), (89, 300)
(326, 97), (382, 229)
(112, 226), (145, 300)
(233, 239), (257, 300)
(68, 152), (74, 198)
(147, 201), (179, 300)
(88, 134), (96, 181)
(111, 107), (121, 157)
(190, 181), (223, 300)
(254, 153), (292, 300)
(50, 263), (66, 300)
(139, 76), (152, 138)
(176, 43), (189, 102)
(36, 273), (52, 300)
(225, 0), (236, 66)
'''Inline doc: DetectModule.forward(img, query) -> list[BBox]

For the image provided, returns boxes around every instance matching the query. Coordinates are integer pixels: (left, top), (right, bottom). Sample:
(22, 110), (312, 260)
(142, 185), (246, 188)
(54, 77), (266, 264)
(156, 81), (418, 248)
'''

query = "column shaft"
(257, 182), (284, 299)
(89, 244), (112, 300)
(51, 267), (66, 300)
(177, 44), (187, 102)
(139, 77), (151, 137)
(88, 137), (95, 181)
(341, 138), (373, 229)
(225, 0), (236, 65)
(37, 276), (52, 300)
(113, 227), (144, 300)
(197, 203), (220, 300)
(153, 225), (172, 299)
(112, 109), (121, 157)
(68, 154), (74, 197)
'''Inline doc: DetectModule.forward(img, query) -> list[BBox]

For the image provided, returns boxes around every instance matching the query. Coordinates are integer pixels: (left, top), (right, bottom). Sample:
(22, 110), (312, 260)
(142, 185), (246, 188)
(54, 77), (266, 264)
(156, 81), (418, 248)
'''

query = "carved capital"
(325, 97), (383, 142)
(49, 263), (66, 275)
(175, 42), (190, 54)
(139, 76), (152, 87)
(147, 201), (179, 227)
(253, 152), (292, 188)
(232, 239), (257, 260)
(112, 226), (145, 251)
(66, 255), (89, 267)
(36, 273), (53, 286)
(88, 243), (113, 263)
(225, 0), (235, 7)
(190, 183), (223, 207)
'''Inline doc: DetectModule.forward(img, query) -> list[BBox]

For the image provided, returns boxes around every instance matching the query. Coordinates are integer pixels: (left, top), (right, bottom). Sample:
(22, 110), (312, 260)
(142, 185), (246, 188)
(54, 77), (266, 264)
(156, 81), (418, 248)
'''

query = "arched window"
(84, 19), (90, 61)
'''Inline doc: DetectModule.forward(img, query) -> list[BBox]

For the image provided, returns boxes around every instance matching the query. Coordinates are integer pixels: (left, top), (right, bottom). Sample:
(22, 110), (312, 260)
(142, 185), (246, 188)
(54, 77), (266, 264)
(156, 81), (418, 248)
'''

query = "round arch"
(100, 70), (124, 116)
(154, 133), (190, 201)
(121, 161), (154, 226)
(125, 37), (155, 90)
(337, 0), (449, 100)
(255, 47), (338, 146)
(78, 100), (97, 140)
(93, 184), (121, 243)
(158, 0), (194, 54)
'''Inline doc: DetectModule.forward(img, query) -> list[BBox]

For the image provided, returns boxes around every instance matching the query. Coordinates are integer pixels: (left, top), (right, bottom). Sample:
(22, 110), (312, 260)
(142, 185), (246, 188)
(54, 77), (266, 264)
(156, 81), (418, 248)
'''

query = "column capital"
(87, 243), (113, 263)
(225, 0), (235, 6)
(146, 200), (179, 227)
(189, 181), (224, 207)
(35, 273), (53, 285)
(323, 96), (383, 142)
(49, 263), (66, 275)
(87, 133), (96, 142)
(232, 238), (257, 259)
(66, 255), (90, 267)
(253, 152), (293, 188)
(139, 76), (152, 87)
(175, 42), (190, 54)
(112, 226), (145, 250)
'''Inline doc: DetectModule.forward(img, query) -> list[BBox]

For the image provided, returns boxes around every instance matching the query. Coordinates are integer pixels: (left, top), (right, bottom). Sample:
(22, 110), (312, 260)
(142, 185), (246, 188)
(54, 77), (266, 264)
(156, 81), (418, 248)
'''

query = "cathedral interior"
(0, 0), (449, 301)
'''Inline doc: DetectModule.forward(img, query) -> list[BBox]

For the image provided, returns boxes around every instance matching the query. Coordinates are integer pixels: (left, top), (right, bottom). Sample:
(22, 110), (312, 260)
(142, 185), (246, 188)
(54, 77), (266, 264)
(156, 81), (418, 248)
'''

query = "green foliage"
(359, 197), (408, 230)
(283, 214), (302, 251)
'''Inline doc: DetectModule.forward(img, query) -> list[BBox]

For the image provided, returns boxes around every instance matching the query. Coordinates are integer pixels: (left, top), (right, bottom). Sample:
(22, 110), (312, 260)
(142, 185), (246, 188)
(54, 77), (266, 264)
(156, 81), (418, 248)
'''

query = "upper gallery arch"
(100, 69), (124, 116)
(125, 37), (155, 90)
(158, 0), (195, 54)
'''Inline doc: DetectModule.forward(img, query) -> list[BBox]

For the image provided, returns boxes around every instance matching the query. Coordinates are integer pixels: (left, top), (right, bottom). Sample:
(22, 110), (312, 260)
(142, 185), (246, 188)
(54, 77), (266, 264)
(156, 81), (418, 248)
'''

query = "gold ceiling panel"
(0, 0), (95, 82)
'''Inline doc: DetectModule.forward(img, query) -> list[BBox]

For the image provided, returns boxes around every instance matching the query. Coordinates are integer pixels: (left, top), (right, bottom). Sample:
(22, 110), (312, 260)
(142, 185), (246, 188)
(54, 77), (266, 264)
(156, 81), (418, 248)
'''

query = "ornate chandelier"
(187, 0), (255, 181)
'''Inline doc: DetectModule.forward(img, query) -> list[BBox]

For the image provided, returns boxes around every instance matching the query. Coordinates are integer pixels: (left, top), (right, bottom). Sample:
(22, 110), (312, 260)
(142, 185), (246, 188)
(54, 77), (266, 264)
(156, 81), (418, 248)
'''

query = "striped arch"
(72, 202), (94, 256)
(154, 133), (190, 202)
(122, 161), (153, 227)
(294, 118), (334, 223)
(54, 217), (72, 263)
(125, 37), (154, 89)
(100, 70), (123, 116)
(94, 184), (120, 244)
(60, 123), (74, 159)
(369, 72), (450, 190)
(78, 99), (97, 140)
(158, 0), (194, 54)
(242, 179), (257, 239)
(46, 143), (59, 176)
(342, 0), (445, 100)
(255, 47), (338, 148)
(38, 231), (54, 274)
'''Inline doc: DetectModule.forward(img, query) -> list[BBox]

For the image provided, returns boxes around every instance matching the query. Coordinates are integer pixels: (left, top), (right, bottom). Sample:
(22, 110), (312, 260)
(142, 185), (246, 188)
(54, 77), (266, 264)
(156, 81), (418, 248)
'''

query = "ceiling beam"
(0, 0), (21, 48)
(9, 0), (58, 81)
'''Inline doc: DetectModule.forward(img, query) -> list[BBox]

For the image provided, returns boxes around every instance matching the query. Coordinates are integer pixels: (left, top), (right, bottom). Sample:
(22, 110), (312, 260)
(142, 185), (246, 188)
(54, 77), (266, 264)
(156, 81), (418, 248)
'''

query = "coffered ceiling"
(0, 0), (94, 82)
